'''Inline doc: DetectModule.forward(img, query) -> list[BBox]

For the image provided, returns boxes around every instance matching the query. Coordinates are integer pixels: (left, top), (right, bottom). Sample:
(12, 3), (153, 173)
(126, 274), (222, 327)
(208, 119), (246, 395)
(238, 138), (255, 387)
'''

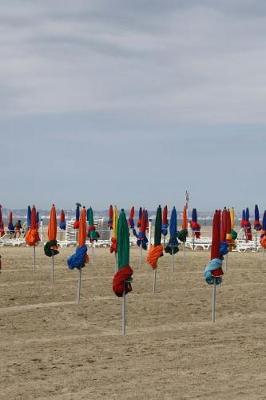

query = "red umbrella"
(128, 206), (135, 229)
(0, 205), (5, 237)
(59, 209), (66, 230)
(25, 205), (40, 271)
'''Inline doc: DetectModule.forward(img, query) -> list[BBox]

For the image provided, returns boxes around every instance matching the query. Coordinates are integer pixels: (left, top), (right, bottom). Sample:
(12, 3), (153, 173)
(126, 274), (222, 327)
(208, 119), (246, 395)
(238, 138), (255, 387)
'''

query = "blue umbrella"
(165, 207), (179, 256)
(27, 206), (31, 229)
(246, 208), (250, 222)
(263, 210), (266, 231)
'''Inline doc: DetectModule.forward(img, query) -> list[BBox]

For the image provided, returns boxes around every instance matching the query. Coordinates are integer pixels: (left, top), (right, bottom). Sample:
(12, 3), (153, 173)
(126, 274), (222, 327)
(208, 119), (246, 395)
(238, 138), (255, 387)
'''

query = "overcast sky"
(0, 0), (265, 212)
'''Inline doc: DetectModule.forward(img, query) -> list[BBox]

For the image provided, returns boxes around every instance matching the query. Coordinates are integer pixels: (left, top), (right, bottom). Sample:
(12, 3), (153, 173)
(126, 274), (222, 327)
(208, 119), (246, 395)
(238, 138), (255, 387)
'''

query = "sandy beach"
(0, 245), (265, 399)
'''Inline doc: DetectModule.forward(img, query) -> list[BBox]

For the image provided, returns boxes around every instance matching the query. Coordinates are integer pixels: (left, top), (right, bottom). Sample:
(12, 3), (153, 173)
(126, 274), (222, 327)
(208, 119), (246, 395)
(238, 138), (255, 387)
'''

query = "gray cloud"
(0, 1), (265, 210)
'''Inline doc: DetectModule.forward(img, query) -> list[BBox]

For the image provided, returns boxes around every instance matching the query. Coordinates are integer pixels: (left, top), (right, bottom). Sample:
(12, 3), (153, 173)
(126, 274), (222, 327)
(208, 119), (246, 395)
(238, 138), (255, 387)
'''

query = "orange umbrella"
(78, 207), (87, 247)
(48, 204), (57, 241)
(182, 206), (188, 229)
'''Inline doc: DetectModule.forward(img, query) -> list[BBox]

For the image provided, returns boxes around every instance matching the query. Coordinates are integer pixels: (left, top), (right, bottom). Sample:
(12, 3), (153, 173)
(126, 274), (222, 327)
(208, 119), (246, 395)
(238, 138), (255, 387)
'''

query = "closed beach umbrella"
(67, 207), (88, 303)
(73, 203), (81, 229)
(27, 205), (31, 230)
(110, 206), (118, 253)
(137, 208), (148, 250)
(137, 207), (142, 228)
(87, 207), (98, 242)
(161, 205), (168, 237)
(48, 205), (57, 242)
(204, 210), (227, 322)
(147, 206), (163, 292)
(25, 205), (40, 271)
(254, 205), (262, 231)
(182, 206), (188, 230)
(108, 205), (113, 230)
(112, 209), (134, 335)
(165, 206), (179, 257)
(8, 211), (14, 233)
(0, 205), (4, 237)
(245, 207), (252, 240)
(128, 206), (135, 229)
(59, 209), (66, 230)
(191, 208), (201, 238)
(241, 209), (246, 228)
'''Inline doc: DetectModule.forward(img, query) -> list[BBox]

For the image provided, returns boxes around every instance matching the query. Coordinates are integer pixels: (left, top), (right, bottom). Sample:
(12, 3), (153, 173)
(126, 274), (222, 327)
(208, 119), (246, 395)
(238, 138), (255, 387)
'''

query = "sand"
(0, 245), (266, 399)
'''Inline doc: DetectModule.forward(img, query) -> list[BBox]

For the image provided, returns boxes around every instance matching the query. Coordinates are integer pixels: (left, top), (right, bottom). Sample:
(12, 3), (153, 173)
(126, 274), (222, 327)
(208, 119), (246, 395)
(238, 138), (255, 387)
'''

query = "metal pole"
(33, 245), (36, 272)
(212, 280), (217, 322)
(122, 282), (126, 335)
(51, 254), (55, 284)
(153, 269), (157, 293)
(76, 268), (82, 304)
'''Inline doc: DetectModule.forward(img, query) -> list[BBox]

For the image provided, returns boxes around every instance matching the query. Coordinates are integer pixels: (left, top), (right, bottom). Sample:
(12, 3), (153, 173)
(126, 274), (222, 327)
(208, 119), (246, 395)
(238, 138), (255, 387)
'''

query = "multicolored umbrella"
(245, 207), (252, 240)
(0, 205), (4, 237)
(112, 209), (134, 335)
(87, 207), (99, 242)
(128, 206), (135, 229)
(134, 208), (148, 250)
(110, 206), (118, 254)
(44, 204), (59, 283)
(254, 204), (262, 231)
(25, 205), (40, 271)
(147, 205), (163, 292)
(161, 205), (168, 237)
(204, 209), (228, 322)
(165, 206), (179, 255)
(190, 208), (201, 239)
(73, 203), (81, 229)
(8, 211), (14, 233)
(241, 209), (246, 228)
(67, 207), (88, 303)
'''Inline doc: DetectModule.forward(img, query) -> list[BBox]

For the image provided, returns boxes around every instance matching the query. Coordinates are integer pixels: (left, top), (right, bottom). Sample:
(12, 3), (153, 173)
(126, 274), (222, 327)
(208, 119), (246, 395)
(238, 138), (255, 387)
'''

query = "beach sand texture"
(0, 246), (266, 399)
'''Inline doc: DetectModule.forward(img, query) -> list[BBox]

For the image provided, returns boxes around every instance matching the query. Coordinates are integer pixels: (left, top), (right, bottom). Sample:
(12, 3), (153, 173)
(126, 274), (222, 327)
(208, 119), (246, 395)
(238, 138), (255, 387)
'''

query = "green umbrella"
(117, 210), (130, 270)
(87, 207), (98, 241)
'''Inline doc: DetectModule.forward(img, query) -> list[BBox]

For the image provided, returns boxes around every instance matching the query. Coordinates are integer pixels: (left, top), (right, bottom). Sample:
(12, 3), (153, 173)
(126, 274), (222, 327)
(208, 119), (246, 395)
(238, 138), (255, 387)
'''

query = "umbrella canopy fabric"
(8, 211), (14, 232)
(59, 209), (66, 230)
(25, 205), (40, 246)
(44, 204), (59, 257)
(260, 211), (266, 249)
(108, 205), (113, 230)
(241, 209), (246, 227)
(113, 209), (133, 297)
(137, 207), (142, 228)
(220, 208), (227, 242)
(73, 203), (81, 229)
(147, 206), (163, 269)
(128, 206), (135, 229)
(230, 208), (235, 229)
(27, 206), (31, 229)
(0, 205), (5, 236)
(182, 206), (188, 230)
(135, 208), (148, 250)
(110, 206), (118, 253)
(263, 210), (266, 232)
(190, 208), (201, 238)
(254, 204), (262, 231)
(67, 207), (88, 270)
(161, 205), (168, 236)
(78, 207), (87, 247)
(48, 205), (57, 241)
(204, 210), (226, 285)
(87, 207), (99, 242)
(165, 207), (179, 255)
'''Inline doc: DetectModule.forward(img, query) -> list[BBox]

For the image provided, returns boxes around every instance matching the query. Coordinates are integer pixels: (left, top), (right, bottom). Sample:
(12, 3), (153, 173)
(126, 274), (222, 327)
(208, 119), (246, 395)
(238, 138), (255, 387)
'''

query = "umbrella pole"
(51, 254), (55, 284)
(139, 246), (142, 268)
(91, 244), (94, 264)
(172, 252), (175, 272)
(212, 279), (217, 322)
(224, 253), (228, 272)
(153, 269), (157, 293)
(76, 268), (82, 304)
(192, 232), (195, 251)
(122, 281), (126, 335)
(33, 245), (36, 272)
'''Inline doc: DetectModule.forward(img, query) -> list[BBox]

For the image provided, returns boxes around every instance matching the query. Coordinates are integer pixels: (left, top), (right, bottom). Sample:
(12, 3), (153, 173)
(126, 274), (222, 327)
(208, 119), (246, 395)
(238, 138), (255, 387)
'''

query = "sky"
(0, 0), (266, 212)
